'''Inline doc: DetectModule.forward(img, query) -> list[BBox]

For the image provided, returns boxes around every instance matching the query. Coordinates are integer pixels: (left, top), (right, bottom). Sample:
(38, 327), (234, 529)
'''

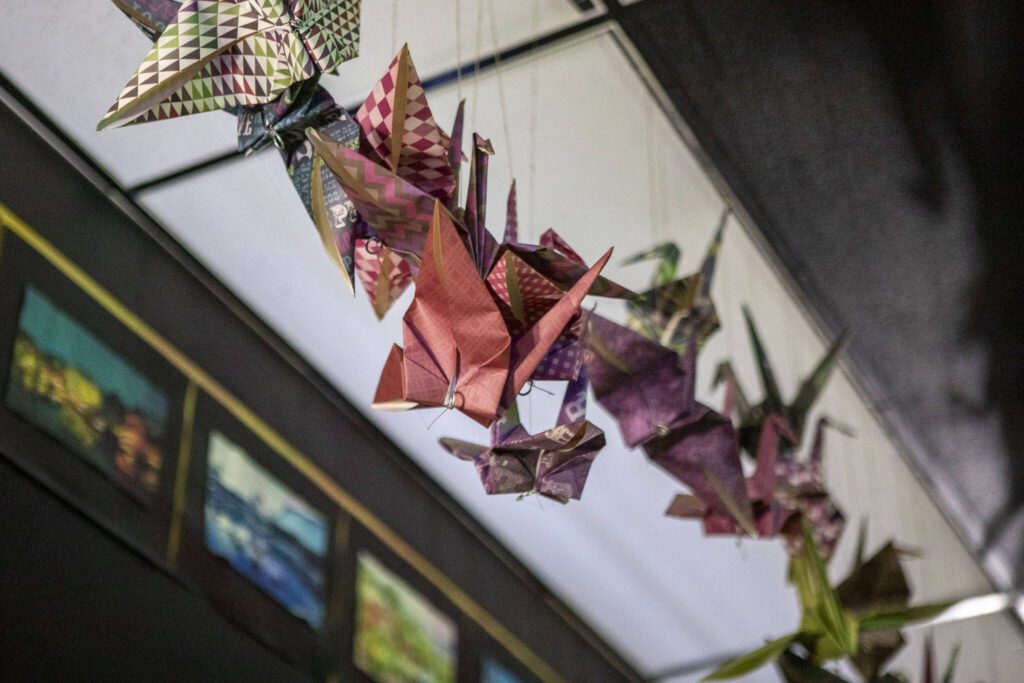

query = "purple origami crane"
(585, 314), (753, 527)
(439, 368), (605, 503)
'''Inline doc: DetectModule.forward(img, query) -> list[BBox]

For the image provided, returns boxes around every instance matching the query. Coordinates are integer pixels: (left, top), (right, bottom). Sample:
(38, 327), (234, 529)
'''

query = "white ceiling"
(3, 2), (1022, 681)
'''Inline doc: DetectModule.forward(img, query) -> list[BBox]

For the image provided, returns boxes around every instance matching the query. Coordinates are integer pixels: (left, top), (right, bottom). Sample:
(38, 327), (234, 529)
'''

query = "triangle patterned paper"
(100, 0), (360, 129)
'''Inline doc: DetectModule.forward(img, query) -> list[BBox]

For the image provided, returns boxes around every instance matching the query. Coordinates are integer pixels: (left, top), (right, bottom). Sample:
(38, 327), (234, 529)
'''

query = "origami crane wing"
(373, 201), (510, 426)
(506, 229), (635, 300)
(644, 407), (756, 536)
(352, 238), (414, 319)
(100, 0), (359, 129)
(356, 45), (455, 200)
(308, 128), (437, 265)
(503, 249), (612, 406)
(585, 314), (699, 447)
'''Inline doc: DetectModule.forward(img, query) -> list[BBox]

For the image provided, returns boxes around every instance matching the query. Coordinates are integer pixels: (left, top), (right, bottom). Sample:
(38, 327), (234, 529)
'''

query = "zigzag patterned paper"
(100, 0), (359, 129)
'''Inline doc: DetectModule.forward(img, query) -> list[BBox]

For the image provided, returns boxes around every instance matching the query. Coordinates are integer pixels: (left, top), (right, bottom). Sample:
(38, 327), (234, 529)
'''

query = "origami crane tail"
(665, 494), (709, 519)
(438, 437), (488, 461)
(506, 248), (613, 400)
(372, 344), (418, 411)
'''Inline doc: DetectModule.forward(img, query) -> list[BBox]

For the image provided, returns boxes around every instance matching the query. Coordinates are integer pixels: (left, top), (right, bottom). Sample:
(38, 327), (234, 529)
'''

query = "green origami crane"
(622, 209), (728, 353)
(705, 525), (956, 681)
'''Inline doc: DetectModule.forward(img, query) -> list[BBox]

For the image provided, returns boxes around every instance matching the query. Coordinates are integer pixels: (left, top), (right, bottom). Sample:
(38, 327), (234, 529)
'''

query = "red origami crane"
(373, 200), (611, 426)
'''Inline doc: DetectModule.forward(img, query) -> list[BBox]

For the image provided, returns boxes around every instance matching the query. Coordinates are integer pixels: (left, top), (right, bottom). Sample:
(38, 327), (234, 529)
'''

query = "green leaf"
(790, 330), (849, 435)
(742, 307), (785, 414)
(703, 634), (796, 680)
(858, 601), (955, 632)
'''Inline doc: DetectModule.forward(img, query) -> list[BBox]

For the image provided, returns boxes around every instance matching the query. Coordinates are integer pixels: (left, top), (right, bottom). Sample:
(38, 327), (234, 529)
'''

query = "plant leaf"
(942, 643), (961, 683)
(703, 634), (796, 680)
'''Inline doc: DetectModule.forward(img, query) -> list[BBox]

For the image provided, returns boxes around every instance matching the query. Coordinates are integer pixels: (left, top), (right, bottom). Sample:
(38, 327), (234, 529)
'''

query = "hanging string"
(454, 0), (464, 104)
(471, 0), (485, 135)
(390, 0), (399, 55)
(485, 0), (515, 179)
(526, 0), (540, 244)
(644, 96), (661, 245)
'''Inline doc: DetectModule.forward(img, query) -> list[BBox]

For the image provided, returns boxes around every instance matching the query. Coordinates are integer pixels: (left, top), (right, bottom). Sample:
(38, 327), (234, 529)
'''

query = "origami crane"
(715, 306), (849, 456)
(438, 367), (605, 502)
(585, 313), (702, 448)
(487, 224), (636, 382)
(705, 527), (955, 681)
(665, 415), (846, 558)
(307, 45), (460, 316)
(372, 200), (611, 426)
(623, 209), (728, 353)
(584, 314), (753, 528)
(100, 0), (360, 129)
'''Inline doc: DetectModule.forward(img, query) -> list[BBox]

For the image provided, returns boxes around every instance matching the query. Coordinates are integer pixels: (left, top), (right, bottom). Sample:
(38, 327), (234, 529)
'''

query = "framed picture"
(351, 549), (459, 683)
(174, 391), (346, 676)
(0, 228), (187, 564)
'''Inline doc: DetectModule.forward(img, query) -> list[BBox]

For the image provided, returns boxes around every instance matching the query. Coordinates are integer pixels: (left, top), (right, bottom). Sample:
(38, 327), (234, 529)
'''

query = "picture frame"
(346, 525), (463, 683)
(0, 227), (188, 565)
(173, 390), (347, 677)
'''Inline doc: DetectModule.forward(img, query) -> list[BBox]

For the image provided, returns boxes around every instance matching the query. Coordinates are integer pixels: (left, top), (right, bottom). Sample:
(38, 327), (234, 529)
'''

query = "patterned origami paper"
(664, 414), (846, 557)
(112, 0), (183, 41)
(715, 306), (849, 455)
(372, 200), (611, 426)
(585, 313), (700, 448)
(306, 46), (461, 317)
(439, 368), (605, 502)
(624, 210), (727, 353)
(356, 44), (456, 201)
(705, 527), (955, 681)
(100, 0), (360, 129)
(231, 78), (366, 293)
(584, 314), (752, 528)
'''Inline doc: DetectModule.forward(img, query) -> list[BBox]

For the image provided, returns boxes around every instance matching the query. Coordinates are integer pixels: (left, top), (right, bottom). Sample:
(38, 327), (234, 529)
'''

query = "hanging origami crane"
(705, 526), (956, 681)
(623, 209), (728, 353)
(372, 200), (611, 426)
(100, 0), (360, 129)
(665, 414), (847, 558)
(111, 0), (368, 296)
(439, 367), (605, 502)
(715, 306), (850, 456)
(307, 45), (453, 313)
(584, 314), (755, 531)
